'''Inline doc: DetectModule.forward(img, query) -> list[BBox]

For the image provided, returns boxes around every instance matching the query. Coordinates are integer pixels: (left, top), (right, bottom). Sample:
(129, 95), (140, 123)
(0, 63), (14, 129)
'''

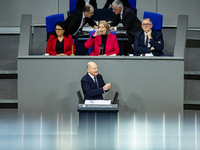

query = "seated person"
(76, 0), (97, 10)
(103, 0), (131, 9)
(81, 61), (111, 100)
(46, 21), (75, 56)
(134, 18), (164, 56)
(64, 4), (98, 37)
(84, 20), (119, 56)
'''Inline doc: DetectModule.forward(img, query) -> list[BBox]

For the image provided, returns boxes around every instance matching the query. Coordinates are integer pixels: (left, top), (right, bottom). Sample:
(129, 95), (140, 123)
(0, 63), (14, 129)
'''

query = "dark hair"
(53, 21), (68, 37)
(82, 5), (91, 13)
(143, 18), (153, 24)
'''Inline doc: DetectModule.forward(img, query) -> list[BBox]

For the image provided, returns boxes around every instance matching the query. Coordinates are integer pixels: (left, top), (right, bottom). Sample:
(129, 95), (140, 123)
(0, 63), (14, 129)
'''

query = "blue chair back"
(143, 11), (163, 31)
(70, 0), (78, 14)
(46, 13), (65, 40)
(128, 0), (136, 10)
(88, 31), (116, 55)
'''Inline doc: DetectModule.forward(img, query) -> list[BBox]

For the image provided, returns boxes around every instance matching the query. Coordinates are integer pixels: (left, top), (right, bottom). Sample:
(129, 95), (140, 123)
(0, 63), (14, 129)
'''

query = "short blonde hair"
(98, 20), (110, 35)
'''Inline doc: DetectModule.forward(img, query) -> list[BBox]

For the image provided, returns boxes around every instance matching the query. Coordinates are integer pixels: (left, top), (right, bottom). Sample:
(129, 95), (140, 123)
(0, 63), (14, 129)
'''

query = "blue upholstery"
(46, 13), (65, 40)
(68, 0), (78, 16)
(143, 12), (163, 31)
(128, 0), (137, 15)
(88, 31), (116, 55)
(128, 0), (136, 10)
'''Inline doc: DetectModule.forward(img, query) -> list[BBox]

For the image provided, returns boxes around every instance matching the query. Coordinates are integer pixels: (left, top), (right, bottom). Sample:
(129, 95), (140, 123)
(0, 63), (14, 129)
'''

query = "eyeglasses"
(142, 23), (151, 26)
(112, 8), (117, 11)
(55, 28), (63, 31)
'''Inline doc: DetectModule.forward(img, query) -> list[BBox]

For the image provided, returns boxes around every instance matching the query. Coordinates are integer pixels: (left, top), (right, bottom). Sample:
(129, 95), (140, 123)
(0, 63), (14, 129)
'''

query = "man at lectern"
(81, 61), (111, 100)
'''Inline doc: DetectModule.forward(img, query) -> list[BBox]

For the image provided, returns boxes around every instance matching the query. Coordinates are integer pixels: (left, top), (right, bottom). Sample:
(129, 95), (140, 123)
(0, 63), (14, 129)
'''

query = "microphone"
(99, 44), (104, 56)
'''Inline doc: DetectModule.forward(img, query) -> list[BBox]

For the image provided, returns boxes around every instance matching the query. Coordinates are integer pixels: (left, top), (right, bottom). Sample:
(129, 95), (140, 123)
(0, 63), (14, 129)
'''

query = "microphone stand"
(99, 44), (104, 56)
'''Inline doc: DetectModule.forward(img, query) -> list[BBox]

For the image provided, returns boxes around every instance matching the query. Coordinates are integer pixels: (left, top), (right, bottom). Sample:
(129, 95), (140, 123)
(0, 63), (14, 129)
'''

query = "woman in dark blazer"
(46, 21), (75, 56)
(84, 20), (119, 56)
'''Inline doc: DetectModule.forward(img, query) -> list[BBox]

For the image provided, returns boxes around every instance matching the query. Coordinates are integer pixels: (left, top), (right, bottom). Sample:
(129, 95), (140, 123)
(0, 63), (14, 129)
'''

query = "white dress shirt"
(85, 0), (90, 5)
(73, 13), (86, 36)
(140, 32), (153, 56)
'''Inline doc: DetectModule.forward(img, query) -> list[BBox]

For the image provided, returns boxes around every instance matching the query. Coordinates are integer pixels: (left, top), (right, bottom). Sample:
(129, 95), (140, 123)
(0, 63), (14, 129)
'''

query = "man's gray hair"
(112, 0), (123, 8)
(143, 18), (153, 24)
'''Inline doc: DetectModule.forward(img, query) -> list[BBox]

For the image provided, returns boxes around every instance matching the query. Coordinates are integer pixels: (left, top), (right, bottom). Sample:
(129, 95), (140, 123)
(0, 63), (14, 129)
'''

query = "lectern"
(77, 100), (119, 149)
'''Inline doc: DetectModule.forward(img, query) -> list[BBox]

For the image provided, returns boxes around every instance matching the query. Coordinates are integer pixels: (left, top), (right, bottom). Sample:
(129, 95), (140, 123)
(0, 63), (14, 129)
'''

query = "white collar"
(88, 73), (95, 80)
(85, 0), (90, 4)
(120, 8), (124, 16)
(82, 12), (86, 19)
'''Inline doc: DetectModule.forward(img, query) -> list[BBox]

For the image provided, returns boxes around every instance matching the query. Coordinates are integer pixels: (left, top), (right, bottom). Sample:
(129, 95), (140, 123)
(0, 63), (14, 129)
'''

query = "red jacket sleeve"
(46, 35), (57, 55)
(64, 35), (75, 55)
(105, 34), (119, 56)
(84, 33), (95, 49)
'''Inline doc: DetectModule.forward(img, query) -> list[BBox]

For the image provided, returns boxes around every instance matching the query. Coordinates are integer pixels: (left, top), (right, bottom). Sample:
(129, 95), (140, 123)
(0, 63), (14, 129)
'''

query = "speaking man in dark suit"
(64, 4), (98, 37)
(134, 18), (164, 56)
(110, 0), (141, 55)
(76, 0), (97, 10)
(81, 61), (111, 100)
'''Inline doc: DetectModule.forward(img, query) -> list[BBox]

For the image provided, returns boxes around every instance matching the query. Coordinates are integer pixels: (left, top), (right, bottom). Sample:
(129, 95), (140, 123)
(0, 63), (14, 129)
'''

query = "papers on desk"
(82, 26), (95, 31)
(140, 53), (154, 56)
(108, 54), (116, 56)
(85, 100), (111, 105)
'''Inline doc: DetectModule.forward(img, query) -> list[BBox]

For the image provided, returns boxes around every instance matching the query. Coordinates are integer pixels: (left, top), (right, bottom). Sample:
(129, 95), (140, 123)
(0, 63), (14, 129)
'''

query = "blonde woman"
(84, 20), (119, 56)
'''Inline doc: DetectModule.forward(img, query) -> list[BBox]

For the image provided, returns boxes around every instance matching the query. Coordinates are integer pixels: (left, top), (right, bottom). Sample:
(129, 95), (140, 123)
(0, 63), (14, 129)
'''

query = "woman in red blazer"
(46, 21), (75, 56)
(84, 20), (119, 56)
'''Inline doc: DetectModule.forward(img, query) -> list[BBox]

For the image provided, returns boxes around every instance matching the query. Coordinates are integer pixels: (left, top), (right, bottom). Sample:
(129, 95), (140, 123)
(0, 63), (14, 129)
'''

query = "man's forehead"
(112, 5), (117, 8)
(143, 20), (150, 23)
(90, 8), (94, 12)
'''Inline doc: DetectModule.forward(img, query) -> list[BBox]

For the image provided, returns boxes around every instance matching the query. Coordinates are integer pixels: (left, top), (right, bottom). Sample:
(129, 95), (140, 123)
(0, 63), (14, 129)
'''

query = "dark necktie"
(94, 76), (99, 88)
(142, 35), (149, 56)
(145, 35), (149, 47)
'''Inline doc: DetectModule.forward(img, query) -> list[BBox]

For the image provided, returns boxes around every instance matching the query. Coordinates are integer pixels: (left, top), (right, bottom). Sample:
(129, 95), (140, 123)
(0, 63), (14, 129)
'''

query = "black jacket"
(64, 9), (97, 36)
(110, 7), (141, 36)
(81, 73), (107, 100)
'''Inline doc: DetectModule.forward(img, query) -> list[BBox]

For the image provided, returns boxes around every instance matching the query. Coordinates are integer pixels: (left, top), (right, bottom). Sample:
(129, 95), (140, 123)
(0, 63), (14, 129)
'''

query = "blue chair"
(46, 13), (65, 41)
(128, 0), (137, 15)
(143, 11), (163, 31)
(67, 0), (78, 16)
(88, 31), (116, 55)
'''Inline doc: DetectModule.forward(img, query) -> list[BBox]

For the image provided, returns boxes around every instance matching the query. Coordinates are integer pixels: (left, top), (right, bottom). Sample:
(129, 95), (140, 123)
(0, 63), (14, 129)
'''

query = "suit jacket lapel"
(53, 37), (57, 51)
(141, 32), (145, 46)
(105, 34), (110, 52)
(63, 36), (66, 51)
(86, 73), (96, 87)
(122, 7), (126, 23)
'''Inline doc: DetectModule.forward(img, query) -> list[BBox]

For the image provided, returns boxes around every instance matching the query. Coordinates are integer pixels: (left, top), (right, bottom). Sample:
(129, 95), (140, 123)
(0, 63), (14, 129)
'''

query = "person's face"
(112, 5), (122, 15)
(142, 19), (153, 33)
(87, 63), (98, 76)
(84, 7), (94, 18)
(55, 25), (65, 36)
(98, 23), (107, 35)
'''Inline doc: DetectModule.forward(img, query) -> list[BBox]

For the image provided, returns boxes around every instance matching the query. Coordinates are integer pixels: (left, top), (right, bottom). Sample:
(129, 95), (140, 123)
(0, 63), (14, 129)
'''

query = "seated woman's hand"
(57, 53), (67, 56)
(93, 29), (101, 37)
